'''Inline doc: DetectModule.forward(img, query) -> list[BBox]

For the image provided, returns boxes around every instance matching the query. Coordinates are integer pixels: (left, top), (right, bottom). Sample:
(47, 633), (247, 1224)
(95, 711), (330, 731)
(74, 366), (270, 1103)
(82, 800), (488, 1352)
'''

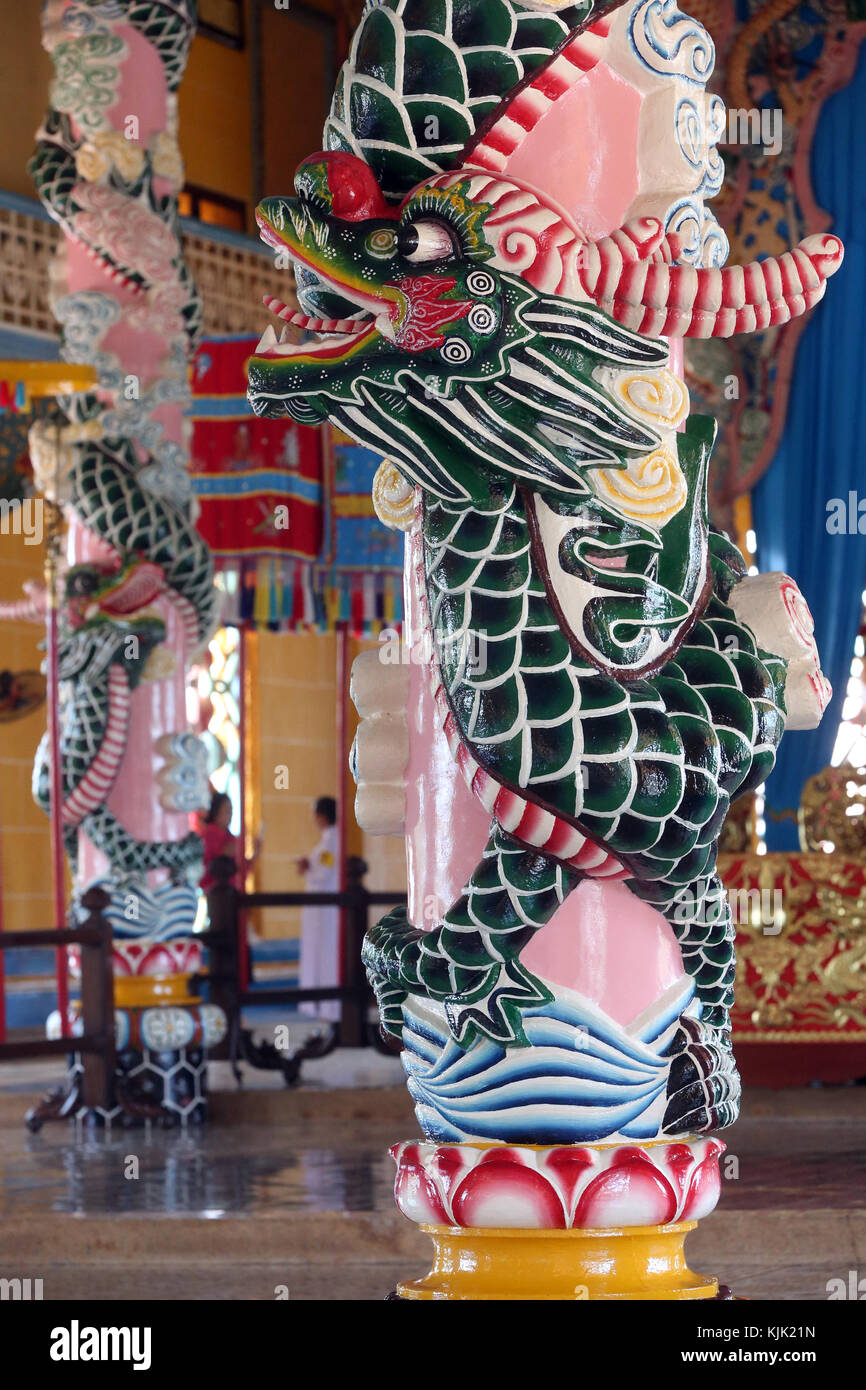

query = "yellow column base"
(114, 973), (199, 1008)
(398, 1221), (718, 1301)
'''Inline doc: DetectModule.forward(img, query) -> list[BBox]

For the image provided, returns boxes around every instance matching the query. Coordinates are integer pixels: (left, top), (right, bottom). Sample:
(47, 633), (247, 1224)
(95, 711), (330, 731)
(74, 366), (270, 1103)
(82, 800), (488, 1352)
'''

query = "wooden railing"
(199, 855), (404, 1077)
(0, 886), (114, 1111)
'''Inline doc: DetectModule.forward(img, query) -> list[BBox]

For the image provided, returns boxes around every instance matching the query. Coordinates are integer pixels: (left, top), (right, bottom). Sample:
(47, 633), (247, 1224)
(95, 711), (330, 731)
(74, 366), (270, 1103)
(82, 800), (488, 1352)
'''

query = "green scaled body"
(326, 0), (594, 199)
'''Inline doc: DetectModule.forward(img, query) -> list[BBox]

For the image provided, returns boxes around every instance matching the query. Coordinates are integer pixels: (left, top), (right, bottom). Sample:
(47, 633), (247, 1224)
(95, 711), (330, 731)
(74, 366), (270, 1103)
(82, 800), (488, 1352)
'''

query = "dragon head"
(248, 0), (842, 676)
(248, 150), (840, 673)
(59, 559), (167, 686)
(249, 153), (717, 671)
(248, 153), (519, 461)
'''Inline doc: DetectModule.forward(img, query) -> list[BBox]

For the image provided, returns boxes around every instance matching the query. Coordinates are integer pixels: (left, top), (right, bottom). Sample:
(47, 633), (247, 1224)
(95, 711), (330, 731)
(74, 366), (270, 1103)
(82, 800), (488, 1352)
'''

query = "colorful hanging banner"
(189, 335), (322, 562)
(318, 426), (404, 635)
(189, 336), (404, 633)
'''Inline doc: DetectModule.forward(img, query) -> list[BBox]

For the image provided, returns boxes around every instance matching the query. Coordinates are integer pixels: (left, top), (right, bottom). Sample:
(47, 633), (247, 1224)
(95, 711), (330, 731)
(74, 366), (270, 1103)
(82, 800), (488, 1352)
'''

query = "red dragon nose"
(295, 150), (396, 221)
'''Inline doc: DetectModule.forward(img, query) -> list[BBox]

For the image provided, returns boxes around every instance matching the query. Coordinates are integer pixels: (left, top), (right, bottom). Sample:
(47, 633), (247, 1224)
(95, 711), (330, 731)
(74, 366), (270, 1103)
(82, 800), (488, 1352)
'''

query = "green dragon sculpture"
(248, 0), (840, 1135)
(23, 0), (214, 893)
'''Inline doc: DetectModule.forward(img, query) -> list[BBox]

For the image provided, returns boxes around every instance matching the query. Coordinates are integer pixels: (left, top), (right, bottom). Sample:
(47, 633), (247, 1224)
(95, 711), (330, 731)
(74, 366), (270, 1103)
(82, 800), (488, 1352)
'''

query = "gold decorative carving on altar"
(799, 763), (866, 855)
(720, 850), (866, 1039)
(718, 791), (756, 853)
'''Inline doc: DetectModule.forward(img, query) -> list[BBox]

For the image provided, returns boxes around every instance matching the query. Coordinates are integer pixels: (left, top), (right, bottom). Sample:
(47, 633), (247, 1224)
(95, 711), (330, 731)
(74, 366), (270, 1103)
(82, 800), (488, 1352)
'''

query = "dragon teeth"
(262, 295), (295, 323)
(256, 324), (278, 352)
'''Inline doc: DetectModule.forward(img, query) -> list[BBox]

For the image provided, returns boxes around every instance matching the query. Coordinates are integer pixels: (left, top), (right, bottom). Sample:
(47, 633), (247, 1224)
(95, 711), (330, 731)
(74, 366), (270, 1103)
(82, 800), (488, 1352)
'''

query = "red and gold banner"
(189, 335), (322, 562)
(189, 336), (403, 633)
(722, 851), (866, 1042)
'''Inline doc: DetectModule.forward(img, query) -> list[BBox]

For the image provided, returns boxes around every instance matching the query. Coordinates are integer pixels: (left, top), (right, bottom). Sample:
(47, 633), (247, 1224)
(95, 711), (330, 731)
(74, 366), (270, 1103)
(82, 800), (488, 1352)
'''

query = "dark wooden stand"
(196, 855), (403, 1085)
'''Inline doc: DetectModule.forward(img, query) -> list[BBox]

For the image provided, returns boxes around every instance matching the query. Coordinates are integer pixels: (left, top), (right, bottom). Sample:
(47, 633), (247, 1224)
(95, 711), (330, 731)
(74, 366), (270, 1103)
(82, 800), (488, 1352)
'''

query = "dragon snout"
(257, 151), (397, 252)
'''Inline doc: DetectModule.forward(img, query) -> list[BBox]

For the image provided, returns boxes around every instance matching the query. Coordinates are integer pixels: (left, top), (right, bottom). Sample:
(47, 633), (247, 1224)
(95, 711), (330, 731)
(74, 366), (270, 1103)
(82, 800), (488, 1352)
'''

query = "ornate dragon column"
(22, 0), (224, 1123)
(247, 0), (841, 1296)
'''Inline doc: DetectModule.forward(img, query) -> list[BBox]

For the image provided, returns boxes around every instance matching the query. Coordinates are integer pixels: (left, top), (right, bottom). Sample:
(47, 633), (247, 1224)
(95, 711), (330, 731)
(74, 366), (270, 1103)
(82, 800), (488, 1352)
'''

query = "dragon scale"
(364, 469), (784, 1126)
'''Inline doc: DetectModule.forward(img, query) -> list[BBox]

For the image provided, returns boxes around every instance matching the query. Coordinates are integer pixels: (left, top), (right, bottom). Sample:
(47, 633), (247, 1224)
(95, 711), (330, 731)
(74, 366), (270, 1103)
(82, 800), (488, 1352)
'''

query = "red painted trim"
(238, 626), (249, 995)
(335, 626), (348, 989)
(46, 602), (69, 1036)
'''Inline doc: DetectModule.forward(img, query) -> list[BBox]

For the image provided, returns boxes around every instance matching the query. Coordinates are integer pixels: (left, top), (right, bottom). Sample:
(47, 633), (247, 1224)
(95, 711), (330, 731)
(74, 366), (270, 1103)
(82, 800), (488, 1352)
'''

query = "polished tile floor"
(3, 1127), (400, 1217)
(0, 1057), (863, 1300)
(1, 1101), (863, 1220)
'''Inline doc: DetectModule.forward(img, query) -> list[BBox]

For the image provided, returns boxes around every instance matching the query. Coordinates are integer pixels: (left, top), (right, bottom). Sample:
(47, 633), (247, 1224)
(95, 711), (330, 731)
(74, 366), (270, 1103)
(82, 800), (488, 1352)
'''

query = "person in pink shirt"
(195, 789), (260, 893)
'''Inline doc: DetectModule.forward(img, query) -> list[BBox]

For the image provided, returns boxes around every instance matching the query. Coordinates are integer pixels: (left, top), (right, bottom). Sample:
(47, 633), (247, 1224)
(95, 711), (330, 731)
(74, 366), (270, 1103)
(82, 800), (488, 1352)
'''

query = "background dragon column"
(23, 0), (223, 1123)
(248, 0), (842, 1295)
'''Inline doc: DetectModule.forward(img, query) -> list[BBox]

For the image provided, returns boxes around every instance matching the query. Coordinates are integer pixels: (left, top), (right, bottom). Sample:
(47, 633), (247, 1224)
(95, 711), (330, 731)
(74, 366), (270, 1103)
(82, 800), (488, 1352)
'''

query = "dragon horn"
(602, 218), (681, 265)
(578, 231), (844, 338)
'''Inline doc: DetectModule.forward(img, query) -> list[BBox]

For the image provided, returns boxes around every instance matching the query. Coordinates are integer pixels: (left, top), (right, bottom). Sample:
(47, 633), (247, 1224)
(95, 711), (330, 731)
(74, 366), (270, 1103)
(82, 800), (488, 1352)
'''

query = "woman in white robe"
(297, 797), (340, 1021)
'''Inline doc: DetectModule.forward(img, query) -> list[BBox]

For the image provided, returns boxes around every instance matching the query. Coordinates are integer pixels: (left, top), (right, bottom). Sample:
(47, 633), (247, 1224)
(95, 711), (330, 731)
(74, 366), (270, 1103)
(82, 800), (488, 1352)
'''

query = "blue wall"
(752, 47), (866, 848)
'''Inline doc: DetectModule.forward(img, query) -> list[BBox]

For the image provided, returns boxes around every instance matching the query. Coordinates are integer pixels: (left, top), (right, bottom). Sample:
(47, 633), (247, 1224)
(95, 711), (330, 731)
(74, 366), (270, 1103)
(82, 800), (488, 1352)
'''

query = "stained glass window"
(187, 618), (242, 836)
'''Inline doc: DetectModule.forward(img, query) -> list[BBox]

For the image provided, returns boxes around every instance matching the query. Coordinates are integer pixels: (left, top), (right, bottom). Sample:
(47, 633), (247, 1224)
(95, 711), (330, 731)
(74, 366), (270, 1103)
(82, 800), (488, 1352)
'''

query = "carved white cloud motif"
(350, 649), (410, 836)
(155, 731), (211, 813)
(728, 573), (832, 731)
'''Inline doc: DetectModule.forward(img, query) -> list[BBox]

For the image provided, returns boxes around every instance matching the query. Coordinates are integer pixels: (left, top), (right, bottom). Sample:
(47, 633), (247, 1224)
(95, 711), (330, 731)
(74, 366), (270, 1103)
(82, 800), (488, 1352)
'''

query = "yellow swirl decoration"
(142, 647), (177, 682)
(151, 131), (185, 188)
(366, 227), (397, 258)
(601, 368), (690, 430)
(372, 459), (416, 532)
(592, 443), (687, 526)
(76, 131), (146, 183)
(75, 141), (112, 182)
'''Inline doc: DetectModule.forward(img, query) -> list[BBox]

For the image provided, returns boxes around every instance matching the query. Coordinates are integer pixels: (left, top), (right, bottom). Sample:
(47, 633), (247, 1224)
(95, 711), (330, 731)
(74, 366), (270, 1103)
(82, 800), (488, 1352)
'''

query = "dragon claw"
(662, 1017), (741, 1134)
(368, 973), (406, 1042)
(444, 960), (554, 1050)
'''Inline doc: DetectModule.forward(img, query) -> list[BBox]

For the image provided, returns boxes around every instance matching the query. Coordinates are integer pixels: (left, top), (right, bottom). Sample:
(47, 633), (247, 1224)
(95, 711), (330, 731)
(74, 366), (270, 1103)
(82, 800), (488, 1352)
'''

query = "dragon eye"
(398, 220), (455, 263)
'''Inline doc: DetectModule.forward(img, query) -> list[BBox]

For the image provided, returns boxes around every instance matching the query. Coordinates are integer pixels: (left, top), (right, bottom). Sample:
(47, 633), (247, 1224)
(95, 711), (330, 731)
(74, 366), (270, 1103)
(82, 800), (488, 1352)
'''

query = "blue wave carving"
(79, 878), (199, 939)
(401, 977), (696, 1145)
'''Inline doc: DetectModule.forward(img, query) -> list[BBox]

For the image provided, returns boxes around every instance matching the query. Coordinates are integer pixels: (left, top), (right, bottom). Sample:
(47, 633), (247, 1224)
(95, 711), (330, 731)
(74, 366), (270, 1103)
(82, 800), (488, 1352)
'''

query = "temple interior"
(0, 0), (864, 1316)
